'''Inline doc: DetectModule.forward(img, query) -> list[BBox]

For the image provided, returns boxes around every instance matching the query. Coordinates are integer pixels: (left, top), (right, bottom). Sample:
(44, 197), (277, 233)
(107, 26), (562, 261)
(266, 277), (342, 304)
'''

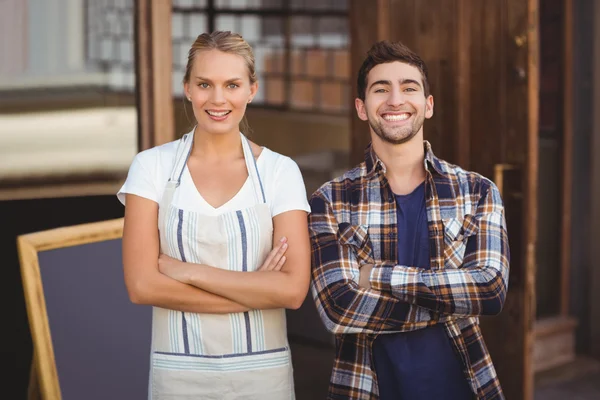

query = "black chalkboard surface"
(18, 218), (152, 400)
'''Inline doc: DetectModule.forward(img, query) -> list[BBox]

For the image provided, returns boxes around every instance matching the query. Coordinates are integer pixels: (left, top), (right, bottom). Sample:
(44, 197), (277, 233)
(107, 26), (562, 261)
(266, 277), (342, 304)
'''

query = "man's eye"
(374, 88), (386, 93)
(405, 87), (417, 92)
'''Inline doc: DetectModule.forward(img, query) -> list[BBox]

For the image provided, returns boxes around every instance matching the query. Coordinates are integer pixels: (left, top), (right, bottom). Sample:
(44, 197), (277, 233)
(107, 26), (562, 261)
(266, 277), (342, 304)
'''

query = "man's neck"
(371, 133), (427, 195)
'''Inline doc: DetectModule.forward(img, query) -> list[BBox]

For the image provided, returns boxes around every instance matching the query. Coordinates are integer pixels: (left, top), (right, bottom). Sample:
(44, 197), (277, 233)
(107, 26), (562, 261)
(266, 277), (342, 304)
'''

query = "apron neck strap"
(169, 131), (194, 184)
(240, 132), (267, 204)
(169, 129), (266, 204)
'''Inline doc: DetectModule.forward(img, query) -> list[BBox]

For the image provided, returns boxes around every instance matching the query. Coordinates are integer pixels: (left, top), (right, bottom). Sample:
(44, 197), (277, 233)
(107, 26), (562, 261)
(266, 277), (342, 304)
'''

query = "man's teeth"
(207, 110), (230, 117)
(383, 113), (410, 121)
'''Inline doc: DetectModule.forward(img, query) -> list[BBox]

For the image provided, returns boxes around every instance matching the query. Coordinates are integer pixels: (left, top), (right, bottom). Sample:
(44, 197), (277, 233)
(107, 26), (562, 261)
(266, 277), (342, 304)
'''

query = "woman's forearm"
(186, 263), (307, 310)
(129, 272), (250, 314)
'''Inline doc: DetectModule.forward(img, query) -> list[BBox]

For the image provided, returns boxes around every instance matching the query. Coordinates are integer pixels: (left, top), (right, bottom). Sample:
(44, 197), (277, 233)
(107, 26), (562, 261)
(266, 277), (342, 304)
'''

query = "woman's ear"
(249, 80), (259, 103)
(184, 82), (191, 101)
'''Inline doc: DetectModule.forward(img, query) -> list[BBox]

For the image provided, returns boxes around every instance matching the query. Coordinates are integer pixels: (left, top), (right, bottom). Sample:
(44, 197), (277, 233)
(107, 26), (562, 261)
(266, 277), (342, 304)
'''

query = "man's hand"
(359, 263), (374, 289)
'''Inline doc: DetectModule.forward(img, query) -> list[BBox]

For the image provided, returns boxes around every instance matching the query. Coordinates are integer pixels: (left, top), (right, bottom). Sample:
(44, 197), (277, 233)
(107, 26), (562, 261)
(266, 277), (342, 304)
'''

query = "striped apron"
(151, 132), (294, 399)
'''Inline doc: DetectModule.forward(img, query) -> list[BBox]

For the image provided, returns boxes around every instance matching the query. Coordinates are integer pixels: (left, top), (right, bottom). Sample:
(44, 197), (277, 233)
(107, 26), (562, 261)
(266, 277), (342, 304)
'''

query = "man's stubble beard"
(368, 112), (425, 145)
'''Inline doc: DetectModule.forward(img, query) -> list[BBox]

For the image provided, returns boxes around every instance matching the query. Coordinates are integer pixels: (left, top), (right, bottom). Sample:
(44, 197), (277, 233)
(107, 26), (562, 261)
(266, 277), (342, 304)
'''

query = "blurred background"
(1, 0), (599, 399)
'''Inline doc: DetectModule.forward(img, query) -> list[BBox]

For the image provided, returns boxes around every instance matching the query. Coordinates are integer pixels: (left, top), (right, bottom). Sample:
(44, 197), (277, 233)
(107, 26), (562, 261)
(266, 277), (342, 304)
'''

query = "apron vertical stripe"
(236, 210), (253, 354)
(170, 311), (178, 353)
(225, 212), (246, 353)
(177, 209), (187, 263)
(181, 313), (190, 354)
(236, 211), (248, 272)
(247, 208), (266, 351)
(191, 313), (203, 354)
(177, 209), (190, 354)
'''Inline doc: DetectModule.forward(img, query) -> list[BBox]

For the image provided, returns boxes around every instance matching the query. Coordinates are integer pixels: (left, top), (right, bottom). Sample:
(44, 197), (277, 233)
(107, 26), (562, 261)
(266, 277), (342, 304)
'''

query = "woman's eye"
(227, 83), (239, 89)
(198, 83), (209, 88)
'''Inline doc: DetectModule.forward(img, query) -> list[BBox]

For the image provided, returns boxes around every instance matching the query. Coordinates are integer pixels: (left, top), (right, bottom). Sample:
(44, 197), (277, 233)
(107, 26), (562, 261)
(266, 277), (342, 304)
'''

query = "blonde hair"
(184, 31), (257, 135)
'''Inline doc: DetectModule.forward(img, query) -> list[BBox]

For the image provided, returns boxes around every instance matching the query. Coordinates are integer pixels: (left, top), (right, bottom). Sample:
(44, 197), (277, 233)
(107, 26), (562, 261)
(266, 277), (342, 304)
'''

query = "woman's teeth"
(206, 110), (231, 117)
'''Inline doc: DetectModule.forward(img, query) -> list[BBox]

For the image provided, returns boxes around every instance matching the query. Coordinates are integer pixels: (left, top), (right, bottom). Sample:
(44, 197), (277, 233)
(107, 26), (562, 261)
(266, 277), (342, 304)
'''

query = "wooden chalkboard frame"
(17, 218), (124, 400)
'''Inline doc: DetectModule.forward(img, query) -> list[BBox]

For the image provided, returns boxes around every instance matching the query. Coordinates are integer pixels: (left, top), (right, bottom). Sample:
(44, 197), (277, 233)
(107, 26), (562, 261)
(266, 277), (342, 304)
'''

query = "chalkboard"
(18, 218), (152, 400)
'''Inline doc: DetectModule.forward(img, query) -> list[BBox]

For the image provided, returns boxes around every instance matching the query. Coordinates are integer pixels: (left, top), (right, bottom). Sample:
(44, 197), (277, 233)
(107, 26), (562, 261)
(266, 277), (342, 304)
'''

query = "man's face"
(355, 61), (434, 145)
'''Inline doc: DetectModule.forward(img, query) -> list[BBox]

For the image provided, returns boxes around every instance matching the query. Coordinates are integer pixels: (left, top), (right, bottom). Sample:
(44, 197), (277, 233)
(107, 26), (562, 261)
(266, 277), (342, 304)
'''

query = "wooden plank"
(523, 2), (539, 399)
(455, 0), (471, 167)
(475, 0), (538, 399)
(18, 238), (60, 399)
(533, 316), (577, 372)
(349, 0), (392, 166)
(411, 0), (457, 161)
(560, 0), (573, 317)
(0, 181), (123, 201)
(135, 0), (174, 151)
(19, 218), (124, 252)
(591, 0), (600, 359)
(467, 0), (506, 178)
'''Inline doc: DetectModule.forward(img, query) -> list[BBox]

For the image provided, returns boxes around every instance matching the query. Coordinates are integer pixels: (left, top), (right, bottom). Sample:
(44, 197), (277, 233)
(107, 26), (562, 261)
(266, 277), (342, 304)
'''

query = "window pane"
(0, 0), (137, 197)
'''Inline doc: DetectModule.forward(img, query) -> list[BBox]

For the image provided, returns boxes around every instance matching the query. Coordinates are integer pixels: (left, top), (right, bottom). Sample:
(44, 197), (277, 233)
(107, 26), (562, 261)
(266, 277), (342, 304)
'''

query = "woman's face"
(184, 49), (257, 136)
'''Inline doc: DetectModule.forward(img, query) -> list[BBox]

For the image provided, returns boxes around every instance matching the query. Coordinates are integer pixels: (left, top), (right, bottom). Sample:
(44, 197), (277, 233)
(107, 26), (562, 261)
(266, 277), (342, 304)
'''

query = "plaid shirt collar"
(364, 140), (447, 179)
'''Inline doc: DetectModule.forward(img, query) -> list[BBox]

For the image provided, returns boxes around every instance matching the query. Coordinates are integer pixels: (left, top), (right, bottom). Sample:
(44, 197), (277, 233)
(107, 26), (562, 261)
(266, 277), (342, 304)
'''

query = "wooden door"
(468, 2), (539, 399)
(350, 1), (539, 399)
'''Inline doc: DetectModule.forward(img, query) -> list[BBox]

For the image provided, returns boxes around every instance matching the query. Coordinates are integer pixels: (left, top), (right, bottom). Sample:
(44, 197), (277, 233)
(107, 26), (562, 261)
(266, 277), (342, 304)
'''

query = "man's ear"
(355, 98), (368, 121)
(425, 95), (434, 119)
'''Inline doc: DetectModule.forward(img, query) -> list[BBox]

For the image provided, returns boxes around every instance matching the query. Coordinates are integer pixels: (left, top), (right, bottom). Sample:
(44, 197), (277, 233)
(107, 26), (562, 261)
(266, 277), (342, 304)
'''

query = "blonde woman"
(118, 31), (311, 399)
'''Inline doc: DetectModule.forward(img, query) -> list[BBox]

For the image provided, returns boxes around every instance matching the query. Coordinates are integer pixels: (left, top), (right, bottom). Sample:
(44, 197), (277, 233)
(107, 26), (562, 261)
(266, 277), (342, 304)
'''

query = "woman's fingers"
(258, 237), (287, 271)
(273, 255), (287, 272)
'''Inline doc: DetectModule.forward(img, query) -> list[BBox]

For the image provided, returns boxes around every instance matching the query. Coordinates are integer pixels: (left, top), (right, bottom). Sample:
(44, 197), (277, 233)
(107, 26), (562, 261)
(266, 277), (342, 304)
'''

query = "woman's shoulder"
(258, 147), (302, 173)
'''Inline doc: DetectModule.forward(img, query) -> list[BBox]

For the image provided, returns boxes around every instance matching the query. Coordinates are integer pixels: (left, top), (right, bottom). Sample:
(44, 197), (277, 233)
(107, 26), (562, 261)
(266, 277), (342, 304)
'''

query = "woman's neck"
(191, 128), (243, 162)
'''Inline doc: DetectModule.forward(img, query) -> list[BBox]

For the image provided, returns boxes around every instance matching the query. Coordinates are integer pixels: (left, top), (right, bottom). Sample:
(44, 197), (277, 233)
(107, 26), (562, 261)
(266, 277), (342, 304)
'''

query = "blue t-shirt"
(372, 182), (473, 399)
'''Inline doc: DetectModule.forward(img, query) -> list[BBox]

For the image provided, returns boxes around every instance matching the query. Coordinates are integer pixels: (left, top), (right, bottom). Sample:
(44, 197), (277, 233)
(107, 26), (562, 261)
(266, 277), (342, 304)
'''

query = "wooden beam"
(590, 0), (600, 359)
(523, 2), (540, 399)
(135, 0), (174, 151)
(455, 0), (471, 168)
(560, 0), (574, 317)
(349, 0), (390, 166)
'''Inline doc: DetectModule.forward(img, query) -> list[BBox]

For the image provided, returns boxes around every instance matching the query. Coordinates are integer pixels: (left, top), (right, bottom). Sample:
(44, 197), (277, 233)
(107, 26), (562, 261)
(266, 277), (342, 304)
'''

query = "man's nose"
(386, 90), (406, 107)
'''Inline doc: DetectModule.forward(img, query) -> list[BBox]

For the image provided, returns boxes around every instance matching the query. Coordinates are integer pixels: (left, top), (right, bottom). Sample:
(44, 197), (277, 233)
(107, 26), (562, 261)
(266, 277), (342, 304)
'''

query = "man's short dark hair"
(357, 40), (430, 101)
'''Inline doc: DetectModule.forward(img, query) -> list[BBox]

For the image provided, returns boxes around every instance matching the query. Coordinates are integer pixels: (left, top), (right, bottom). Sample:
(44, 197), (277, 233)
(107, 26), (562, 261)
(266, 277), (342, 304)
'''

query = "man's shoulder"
(310, 163), (366, 203)
(435, 157), (498, 197)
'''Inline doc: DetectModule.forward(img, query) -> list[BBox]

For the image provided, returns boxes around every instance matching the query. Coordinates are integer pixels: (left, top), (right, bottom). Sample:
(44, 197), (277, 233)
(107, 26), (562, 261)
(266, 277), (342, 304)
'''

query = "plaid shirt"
(308, 142), (509, 400)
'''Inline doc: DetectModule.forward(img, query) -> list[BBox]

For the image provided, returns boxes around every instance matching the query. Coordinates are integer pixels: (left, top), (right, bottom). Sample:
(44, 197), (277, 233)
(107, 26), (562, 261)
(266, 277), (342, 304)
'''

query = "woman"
(117, 31), (311, 399)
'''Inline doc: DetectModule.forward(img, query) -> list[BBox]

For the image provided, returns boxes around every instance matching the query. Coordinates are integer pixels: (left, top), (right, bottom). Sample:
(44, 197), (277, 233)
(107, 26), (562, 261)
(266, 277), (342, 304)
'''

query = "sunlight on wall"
(0, 107), (137, 181)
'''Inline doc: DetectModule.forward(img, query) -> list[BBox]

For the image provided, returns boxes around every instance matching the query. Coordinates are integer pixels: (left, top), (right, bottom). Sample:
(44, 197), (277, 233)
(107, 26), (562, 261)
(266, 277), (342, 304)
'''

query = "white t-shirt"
(117, 139), (310, 217)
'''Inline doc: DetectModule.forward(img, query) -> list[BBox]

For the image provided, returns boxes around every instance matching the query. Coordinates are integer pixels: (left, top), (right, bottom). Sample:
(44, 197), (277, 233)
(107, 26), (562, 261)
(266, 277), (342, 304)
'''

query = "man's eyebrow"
(399, 78), (422, 88)
(368, 80), (392, 91)
(368, 79), (423, 90)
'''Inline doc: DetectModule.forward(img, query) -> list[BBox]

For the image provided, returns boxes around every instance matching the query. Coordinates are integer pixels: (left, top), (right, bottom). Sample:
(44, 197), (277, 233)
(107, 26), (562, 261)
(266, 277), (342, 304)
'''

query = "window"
(171, 0), (350, 114)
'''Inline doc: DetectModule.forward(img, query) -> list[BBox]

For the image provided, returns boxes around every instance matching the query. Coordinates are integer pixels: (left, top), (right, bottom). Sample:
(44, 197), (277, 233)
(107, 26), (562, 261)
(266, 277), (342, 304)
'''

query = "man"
(308, 40), (509, 400)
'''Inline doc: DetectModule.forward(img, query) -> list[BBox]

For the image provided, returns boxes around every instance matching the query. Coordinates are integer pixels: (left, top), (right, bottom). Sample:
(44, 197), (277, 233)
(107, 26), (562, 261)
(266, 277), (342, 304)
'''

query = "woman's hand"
(158, 254), (197, 284)
(257, 236), (288, 272)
